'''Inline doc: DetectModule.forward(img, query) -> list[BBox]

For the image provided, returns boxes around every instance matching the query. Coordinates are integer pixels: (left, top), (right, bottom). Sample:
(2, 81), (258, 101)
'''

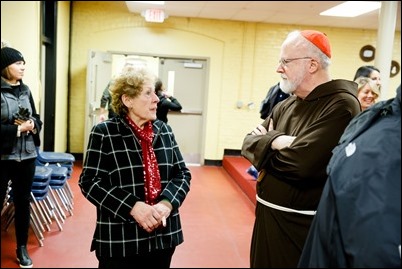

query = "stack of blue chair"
(35, 147), (75, 207)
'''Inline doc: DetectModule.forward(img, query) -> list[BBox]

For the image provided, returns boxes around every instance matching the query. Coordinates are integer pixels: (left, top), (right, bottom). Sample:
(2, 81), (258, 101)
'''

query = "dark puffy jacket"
(299, 86), (401, 268)
(259, 82), (290, 119)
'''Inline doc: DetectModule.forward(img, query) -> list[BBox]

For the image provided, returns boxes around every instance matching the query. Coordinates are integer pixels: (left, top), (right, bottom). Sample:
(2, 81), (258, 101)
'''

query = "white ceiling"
(126, 1), (401, 31)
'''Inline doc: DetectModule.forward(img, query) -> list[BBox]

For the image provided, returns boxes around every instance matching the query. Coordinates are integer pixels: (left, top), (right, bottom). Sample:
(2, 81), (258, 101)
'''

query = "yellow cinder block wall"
(2, 2), (400, 160)
(70, 2), (400, 160)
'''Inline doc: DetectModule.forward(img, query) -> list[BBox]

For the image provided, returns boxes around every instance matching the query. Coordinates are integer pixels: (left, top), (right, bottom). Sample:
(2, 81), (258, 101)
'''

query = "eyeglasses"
(278, 57), (312, 67)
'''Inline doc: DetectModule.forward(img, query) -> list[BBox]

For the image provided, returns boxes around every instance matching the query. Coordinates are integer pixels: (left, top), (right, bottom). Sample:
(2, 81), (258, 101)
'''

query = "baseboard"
(204, 159), (222, 166)
(223, 149), (242, 156)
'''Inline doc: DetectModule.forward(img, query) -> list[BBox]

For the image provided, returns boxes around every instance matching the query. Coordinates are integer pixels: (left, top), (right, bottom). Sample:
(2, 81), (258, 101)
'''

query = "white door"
(159, 58), (207, 165)
(83, 50), (112, 160)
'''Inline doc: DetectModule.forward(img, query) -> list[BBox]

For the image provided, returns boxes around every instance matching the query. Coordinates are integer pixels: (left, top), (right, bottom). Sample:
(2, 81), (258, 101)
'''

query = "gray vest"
(1, 83), (37, 161)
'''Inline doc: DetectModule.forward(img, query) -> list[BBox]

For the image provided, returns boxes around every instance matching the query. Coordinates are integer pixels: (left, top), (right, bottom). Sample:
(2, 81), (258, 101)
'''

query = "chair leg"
(45, 195), (63, 231)
(29, 202), (46, 233)
(30, 215), (44, 247)
(37, 199), (53, 228)
(61, 185), (74, 209)
(64, 181), (74, 201)
(1, 195), (11, 216)
(45, 192), (64, 231)
(4, 204), (15, 231)
(49, 188), (67, 220)
(30, 192), (51, 232)
(56, 187), (74, 216)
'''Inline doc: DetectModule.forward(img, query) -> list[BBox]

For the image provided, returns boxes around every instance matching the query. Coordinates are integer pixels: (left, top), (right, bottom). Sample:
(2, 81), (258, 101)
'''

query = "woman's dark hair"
(155, 79), (163, 95)
(353, 65), (380, 81)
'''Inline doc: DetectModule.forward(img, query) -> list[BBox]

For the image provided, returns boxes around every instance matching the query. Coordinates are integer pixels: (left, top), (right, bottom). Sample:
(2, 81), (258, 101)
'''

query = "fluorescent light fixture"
(130, 1), (165, 5)
(320, 1), (381, 17)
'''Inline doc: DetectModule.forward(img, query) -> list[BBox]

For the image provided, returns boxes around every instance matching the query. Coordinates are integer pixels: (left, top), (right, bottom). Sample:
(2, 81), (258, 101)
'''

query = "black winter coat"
(299, 86), (401, 268)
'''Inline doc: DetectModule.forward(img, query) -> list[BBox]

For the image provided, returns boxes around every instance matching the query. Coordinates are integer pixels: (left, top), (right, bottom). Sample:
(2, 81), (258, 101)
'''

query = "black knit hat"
(1, 47), (25, 71)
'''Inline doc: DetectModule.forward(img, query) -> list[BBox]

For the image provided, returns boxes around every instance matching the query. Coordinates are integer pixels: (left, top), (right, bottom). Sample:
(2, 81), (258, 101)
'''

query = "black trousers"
(0, 158), (36, 247)
(97, 247), (176, 268)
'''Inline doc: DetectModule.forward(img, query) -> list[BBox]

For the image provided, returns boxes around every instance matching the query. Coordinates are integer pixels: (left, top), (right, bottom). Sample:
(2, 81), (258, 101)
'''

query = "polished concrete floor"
(1, 160), (255, 268)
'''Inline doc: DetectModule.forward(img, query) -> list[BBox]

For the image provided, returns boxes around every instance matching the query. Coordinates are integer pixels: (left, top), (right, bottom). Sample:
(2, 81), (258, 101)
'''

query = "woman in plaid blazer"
(79, 68), (191, 268)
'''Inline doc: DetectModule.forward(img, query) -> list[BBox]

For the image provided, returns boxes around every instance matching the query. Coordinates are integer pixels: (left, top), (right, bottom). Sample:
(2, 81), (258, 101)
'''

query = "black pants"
(97, 247), (176, 268)
(0, 158), (36, 247)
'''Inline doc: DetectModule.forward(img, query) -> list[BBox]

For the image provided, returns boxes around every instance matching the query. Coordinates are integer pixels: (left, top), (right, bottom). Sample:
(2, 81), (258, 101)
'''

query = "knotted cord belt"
(256, 194), (316, 215)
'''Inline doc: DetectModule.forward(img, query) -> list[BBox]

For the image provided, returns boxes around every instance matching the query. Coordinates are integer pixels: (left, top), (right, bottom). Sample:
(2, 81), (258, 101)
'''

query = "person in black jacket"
(99, 82), (118, 121)
(259, 82), (290, 120)
(99, 64), (136, 122)
(155, 79), (182, 123)
(298, 85), (401, 268)
(1, 46), (42, 268)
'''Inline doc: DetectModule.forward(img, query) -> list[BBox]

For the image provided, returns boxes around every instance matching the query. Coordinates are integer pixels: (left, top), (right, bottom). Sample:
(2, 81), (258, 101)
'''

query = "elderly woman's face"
(126, 80), (159, 126)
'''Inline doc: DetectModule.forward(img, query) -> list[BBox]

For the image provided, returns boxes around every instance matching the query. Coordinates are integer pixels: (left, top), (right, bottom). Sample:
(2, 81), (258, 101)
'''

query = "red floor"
(1, 159), (255, 268)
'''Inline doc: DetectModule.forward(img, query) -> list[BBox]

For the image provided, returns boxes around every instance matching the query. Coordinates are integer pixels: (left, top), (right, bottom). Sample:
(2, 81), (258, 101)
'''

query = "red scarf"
(125, 116), (161, 205)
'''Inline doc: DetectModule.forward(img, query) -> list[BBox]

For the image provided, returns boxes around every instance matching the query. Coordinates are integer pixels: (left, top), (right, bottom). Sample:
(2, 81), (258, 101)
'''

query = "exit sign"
(143, 9), (166, 23)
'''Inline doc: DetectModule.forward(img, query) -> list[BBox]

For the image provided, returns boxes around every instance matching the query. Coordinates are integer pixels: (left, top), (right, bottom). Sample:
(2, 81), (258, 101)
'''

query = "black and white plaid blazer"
(79, 116), (191, 257)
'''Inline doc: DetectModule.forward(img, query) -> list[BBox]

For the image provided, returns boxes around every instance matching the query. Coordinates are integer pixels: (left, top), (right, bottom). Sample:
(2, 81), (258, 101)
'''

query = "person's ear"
(309, 59), (319, 72)
(122, 94), (133, 108)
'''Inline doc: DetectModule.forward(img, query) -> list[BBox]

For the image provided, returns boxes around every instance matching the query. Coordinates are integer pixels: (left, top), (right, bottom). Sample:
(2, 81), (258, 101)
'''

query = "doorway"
(85, 51), (208, 165)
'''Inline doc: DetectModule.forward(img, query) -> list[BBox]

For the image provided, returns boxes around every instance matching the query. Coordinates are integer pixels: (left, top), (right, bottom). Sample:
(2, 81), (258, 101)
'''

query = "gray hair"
(110, 68), (156, 116)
